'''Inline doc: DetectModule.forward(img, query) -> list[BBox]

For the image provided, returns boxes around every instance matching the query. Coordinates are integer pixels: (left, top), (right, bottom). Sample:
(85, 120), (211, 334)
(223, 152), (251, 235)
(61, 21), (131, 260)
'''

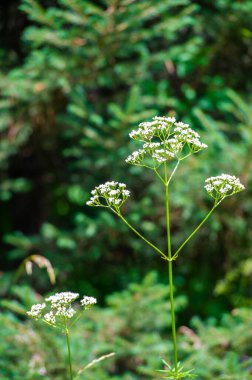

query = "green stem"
(69, 309), (85, 329)
(65, 325), (73, 380)
(168, 261), (178, 371)
(154, 168), (166, 185)
(116, 212), (167, 260)
(164, 162), (178, 372)
(167, 160), (180, 185)
(174, 204), (217, 258)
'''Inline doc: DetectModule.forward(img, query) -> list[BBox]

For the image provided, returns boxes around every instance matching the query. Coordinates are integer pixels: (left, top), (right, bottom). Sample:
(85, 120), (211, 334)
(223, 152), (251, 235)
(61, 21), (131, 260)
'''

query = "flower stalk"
(65, 325), (73, 380)
(116, 211), (167, 260)
(86, 115), (245, 378)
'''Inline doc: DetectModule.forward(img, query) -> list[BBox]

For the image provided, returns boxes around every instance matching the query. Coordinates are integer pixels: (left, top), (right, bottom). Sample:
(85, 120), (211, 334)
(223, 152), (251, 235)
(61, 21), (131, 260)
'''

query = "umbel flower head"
(205, 174), (245, 203)
(126, 116), (207, 168)
(87, 181), (130, 211)
(129, 116), (176, 142)
(27, 292), (97, 328)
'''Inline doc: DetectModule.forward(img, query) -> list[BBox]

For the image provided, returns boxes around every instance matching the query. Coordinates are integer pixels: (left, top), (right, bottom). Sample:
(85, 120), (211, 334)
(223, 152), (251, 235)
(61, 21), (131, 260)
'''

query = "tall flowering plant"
(87, 116), (244, 378)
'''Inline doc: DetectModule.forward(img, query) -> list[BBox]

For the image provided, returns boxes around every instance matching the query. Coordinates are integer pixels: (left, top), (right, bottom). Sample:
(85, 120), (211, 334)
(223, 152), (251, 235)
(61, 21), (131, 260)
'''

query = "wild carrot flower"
(81, 296), (97, 309)
(129, 116), (176, 141)
(126, 116), (207, 168)
(205, 174), (245, 203)
(27, 292), (97, 328)
(27, 303), (46, 320)
(86, 181), (130, 211)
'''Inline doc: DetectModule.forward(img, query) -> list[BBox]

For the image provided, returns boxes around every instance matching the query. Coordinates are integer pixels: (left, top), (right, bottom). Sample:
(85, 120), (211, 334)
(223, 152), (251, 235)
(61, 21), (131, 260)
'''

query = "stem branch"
(167, 160), (180, 185)
(115, 211), (167, 260)
(174, 204), (217, 258)
(154, 168), (166, 185)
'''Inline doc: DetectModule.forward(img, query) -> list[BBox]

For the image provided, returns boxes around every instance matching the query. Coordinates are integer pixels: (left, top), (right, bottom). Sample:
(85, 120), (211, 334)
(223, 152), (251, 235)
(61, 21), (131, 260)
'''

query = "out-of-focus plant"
(86, 116), (244, 378)
(27, 292), (97, 380)
(15, 254), (56, 285)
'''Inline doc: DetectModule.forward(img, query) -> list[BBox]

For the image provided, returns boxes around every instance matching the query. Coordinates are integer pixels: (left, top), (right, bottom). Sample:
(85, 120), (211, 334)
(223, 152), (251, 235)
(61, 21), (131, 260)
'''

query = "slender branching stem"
(64, 320), (73, 380)
(167, 160), (180, 186)
(113, 210), (167, 259)
(174, 204), (217, 258)
(164, 162), (178, 372)
(69, 309), (86, 329)
(154, 168), (166, 185)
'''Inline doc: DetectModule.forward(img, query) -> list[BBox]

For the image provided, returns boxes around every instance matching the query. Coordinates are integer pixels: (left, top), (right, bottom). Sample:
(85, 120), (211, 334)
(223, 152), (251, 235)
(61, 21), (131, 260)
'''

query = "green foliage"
(0, 0), (251, 312)
(0, 275), (251, 379)
(183, 309), (252, 380)
(157, 360), (197, 379)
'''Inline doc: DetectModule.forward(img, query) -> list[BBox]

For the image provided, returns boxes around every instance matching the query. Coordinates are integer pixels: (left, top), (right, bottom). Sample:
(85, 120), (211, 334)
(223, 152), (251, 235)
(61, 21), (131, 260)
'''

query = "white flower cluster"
(205, 174), (245, 201)
(45, 291), (79, 306)
(43, 292), (79, 323)
(87, 181), (130, 209)
(27, 303), (46, 320)
(129, 116), (176, 142)
(173, 122), (208, 152)
(125, 142), (174, 167)
(80, 296), (97, 309)
(126, 117), (207, 168)
(27, 292), (97, 327)
(125, 149), (145, 166)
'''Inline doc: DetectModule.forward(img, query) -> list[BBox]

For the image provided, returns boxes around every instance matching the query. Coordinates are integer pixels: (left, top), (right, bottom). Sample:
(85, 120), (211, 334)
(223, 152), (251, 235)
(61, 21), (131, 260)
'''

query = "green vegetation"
(1, 274), (252, 379)
(0, 0), (251, 378)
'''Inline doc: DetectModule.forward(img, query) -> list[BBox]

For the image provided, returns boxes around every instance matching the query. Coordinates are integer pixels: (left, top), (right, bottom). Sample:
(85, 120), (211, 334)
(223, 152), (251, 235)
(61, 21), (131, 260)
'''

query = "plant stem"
(173, 204), (217, 258)
(115, 211), (167, 259)
(65, 325), (73, 380)
(164, 162), (178, 372)
(167, 160), (180, 185)
(168, 260), (178, 371)
(154, 168), (166, 185)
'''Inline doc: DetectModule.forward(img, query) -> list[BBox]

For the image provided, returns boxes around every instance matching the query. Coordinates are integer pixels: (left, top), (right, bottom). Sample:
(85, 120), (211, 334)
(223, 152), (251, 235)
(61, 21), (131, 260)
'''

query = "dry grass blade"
(24, 254), (56, 284)
(76, 352), (115, 376)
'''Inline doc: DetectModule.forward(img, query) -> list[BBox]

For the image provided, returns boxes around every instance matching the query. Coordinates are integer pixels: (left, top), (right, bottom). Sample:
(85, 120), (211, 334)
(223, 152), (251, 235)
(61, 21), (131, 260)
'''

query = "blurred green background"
(0, 0), (251, 379)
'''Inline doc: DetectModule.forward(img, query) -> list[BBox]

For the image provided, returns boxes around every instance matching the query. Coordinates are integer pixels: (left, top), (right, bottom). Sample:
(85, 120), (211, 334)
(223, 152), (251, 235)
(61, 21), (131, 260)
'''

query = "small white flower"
(114, 199), (122, 205)
(127, 116), (207, 165)
(129, 116), (176, 142)
(205, 174), (245, 202)
(87, 181), (130, 209)
(152, 149), (174, 163)
(173, 123), (207, 155)
(46, 292), (79, 307)
(27, 303), (46, 320)
(174, 121), (189, 128)
(143, 142), (161, 149)
(109, 190), (120, 196)
(44, 311), (56, 325)
(154, 116), (176, 124)
(125, 149), (145, 165)
(80, 296), (97, 308)
(122, 189), (130, 196)
(27, 291), (97, 328)
(126, 142), (175, 168)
